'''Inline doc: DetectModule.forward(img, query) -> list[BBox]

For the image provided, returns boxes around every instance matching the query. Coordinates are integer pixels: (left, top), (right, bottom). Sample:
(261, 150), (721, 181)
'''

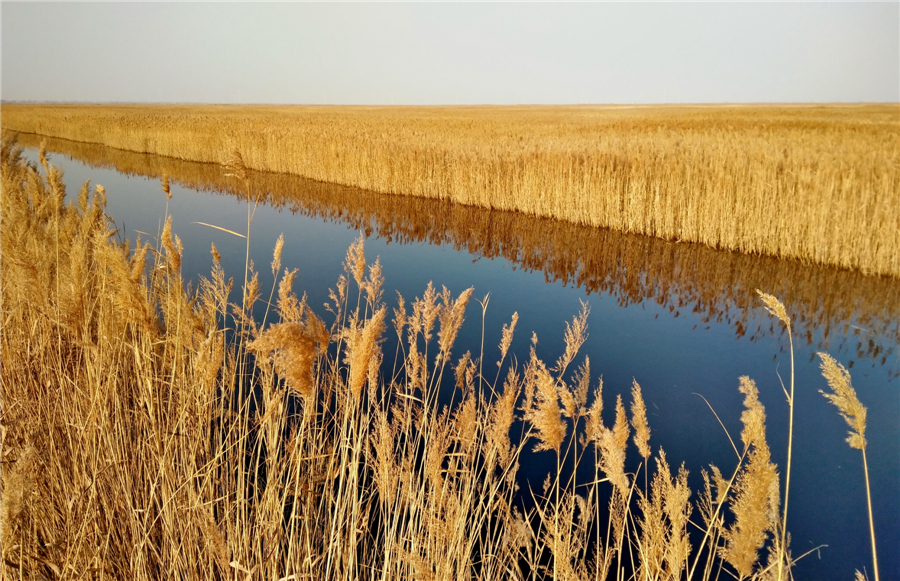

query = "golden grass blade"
(192, 221), (247, 238)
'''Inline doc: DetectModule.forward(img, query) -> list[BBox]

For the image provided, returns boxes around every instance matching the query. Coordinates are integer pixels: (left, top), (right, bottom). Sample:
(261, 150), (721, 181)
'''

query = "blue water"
(21, 145), (899, 581)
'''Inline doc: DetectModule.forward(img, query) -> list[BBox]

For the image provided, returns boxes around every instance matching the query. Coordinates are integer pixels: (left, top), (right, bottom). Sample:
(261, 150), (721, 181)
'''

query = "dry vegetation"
(2, 103), (898, 277)
(12, 132), (900, 375)
(0, 140), (882, 580)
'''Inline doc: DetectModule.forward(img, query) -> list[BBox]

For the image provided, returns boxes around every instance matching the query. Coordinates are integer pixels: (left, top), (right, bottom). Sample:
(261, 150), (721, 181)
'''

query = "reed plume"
(523, 350), (566, 455)
(344, 306), (387, 401)
(584, 375), (604, 444)
(346, 233), (366, 288)
(436, 286), (474, 367)
(555, 300), (589, 375)
(720, 376), (780, 580)
(631, 379), (651, 464)
(818, 353), (866, 450)
(248, 308), (328, 401)
(818, 353), (879, 581)
(488, 366), (520, 468)
(595, 395), (631, 497)
(635, 450), (692, 581)
(498, 311), (519, 363)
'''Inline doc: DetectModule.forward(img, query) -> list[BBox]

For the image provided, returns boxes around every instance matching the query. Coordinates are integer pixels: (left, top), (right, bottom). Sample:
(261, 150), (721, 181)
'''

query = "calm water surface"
(19, 139), (899, 581)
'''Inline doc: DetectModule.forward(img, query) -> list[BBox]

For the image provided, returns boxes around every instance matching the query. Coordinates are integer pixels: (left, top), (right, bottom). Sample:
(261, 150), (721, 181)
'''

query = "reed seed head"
(738, 376), (767, 451)
(248, 311), (328, 400)
(721, 376), (780, 580)
(436, 286), (473, 365)
(613, 394), (630, 453)
(498, 311), (519, 362)
(488, 366), (519, 467)
(364, 257), (384, 309)
(210, 242), (221, 266)
(161, 215), (182, 272)
(271, 233), (284, 275)
(346, 307), (387, 400)
(555, 300), (590, 374)
(595, 396), (631, 497)
(584, 375), (604, 443)
(817, 352), (867, 450)
(756, 290), (790, 328)
(525, 358), (566, 454)
(345, 233), (366, 287)
(631, 379), (651, 460)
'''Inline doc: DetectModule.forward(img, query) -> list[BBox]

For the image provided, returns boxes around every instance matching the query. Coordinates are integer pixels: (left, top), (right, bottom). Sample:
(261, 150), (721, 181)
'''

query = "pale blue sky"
(2, 2), (898, 104)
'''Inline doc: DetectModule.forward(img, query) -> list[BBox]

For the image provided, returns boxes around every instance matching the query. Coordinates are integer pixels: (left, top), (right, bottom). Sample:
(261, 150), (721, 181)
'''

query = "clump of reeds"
(0, 138), (883, 580)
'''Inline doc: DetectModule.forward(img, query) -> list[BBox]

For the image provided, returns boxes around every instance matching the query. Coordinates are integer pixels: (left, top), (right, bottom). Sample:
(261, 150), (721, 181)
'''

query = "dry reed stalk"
(757, 289), (794, 581)
(0, 445), (37, 550)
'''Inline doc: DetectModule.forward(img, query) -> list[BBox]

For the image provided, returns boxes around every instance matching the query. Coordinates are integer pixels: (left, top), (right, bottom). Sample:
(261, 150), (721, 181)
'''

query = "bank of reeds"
(0, 140), (881, 580)
(12, 132), (900, 375)
(2, 103), (898, 277)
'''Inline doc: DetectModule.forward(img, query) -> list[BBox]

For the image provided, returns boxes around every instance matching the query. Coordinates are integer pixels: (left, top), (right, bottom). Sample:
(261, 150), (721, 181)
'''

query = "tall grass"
(11, 131), (900, 376)
(2, 103), (899, 277)
(0, 139), (882, 580)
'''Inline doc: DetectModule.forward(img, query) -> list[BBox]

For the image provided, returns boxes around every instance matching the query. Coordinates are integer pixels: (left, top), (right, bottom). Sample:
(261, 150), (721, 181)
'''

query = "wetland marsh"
(1, 127), (896, 579)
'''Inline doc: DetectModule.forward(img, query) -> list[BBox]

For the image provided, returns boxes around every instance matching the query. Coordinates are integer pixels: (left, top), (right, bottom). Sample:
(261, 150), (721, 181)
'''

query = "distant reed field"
(0, 138), (883, 580)
(2, 103), (898, 277)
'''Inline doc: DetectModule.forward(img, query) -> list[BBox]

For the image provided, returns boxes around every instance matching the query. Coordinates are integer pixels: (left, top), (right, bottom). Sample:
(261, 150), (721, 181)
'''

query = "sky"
(1, 2), (898, 105)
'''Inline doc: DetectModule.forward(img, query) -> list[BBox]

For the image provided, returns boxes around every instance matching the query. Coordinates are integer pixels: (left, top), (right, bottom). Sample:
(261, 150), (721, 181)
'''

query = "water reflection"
(14, 131), (899, 377)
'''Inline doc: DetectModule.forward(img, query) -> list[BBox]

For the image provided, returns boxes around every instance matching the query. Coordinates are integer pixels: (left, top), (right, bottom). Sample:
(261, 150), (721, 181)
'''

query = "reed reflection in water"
(14, 131), (899, 378)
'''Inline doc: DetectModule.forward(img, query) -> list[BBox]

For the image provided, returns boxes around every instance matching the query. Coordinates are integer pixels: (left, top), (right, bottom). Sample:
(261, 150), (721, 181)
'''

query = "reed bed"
(14, 132), (900, 374)
(0, 140), (882, 580)
(2, 103), (898, 277)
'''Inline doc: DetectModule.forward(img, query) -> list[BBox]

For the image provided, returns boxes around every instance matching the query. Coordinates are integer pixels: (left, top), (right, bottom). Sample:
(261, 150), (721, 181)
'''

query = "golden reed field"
(14, 132), (900, 373)
(0, 137), (883, 580)
(2, 103), (898, 277)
